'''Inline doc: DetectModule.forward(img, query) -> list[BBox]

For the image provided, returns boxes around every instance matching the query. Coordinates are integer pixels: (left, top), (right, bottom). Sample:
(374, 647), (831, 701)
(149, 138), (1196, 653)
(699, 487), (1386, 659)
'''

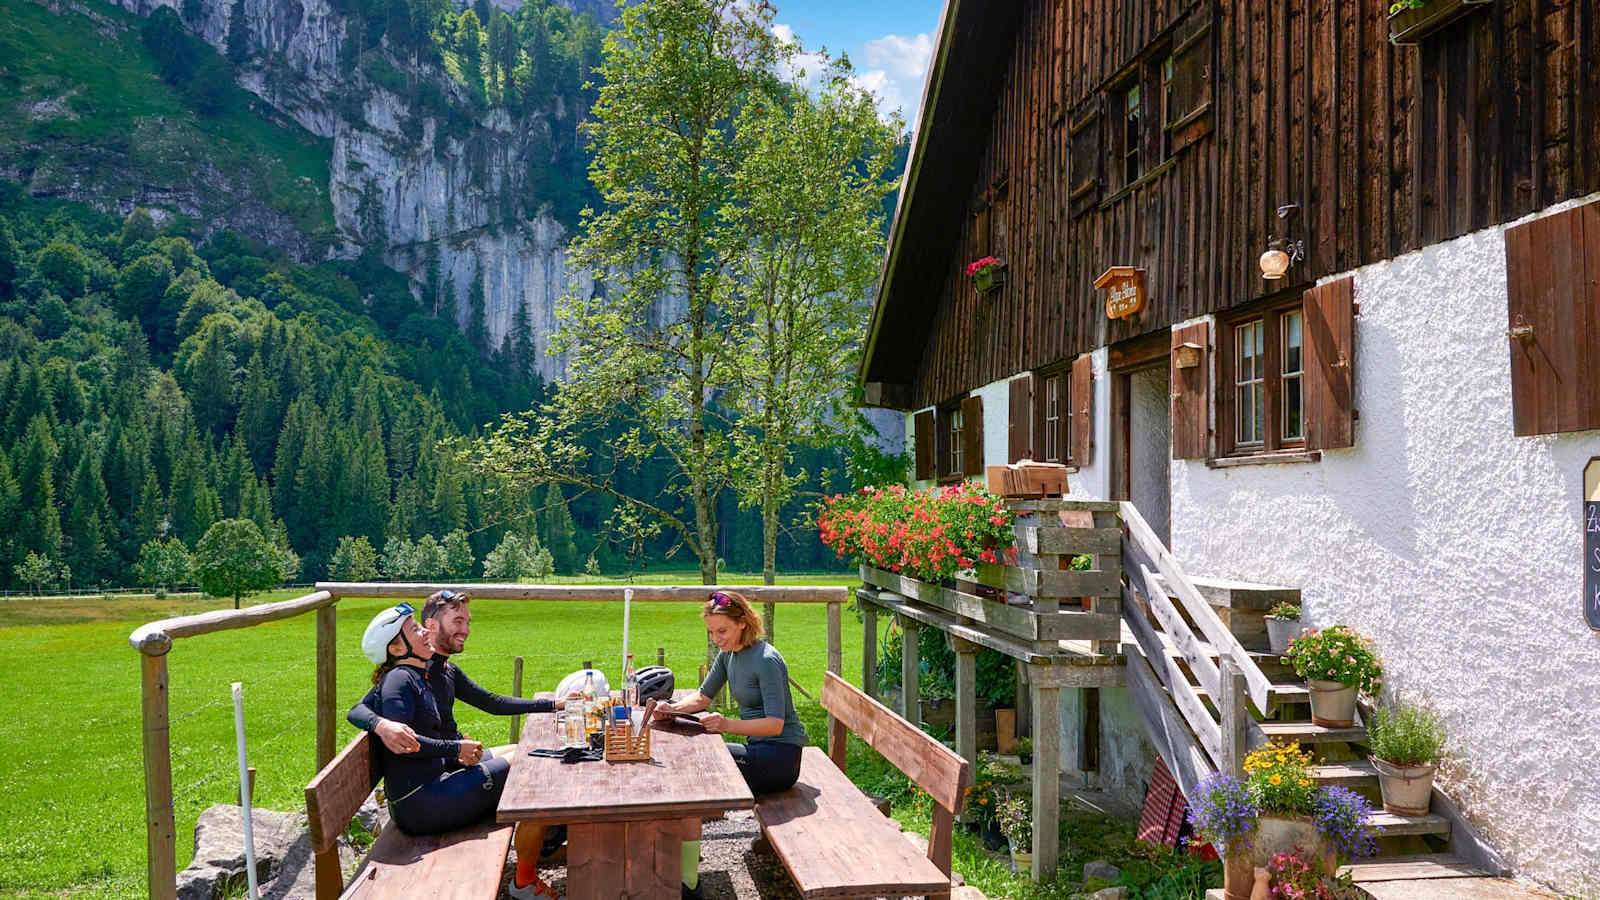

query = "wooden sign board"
(1095, 266), (1147, 319)
(1586, 458), (1600, 630)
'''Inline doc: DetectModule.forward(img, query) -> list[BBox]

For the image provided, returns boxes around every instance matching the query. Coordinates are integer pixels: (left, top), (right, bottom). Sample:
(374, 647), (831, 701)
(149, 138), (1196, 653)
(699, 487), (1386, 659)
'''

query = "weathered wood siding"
(908, 0), (1600, 409)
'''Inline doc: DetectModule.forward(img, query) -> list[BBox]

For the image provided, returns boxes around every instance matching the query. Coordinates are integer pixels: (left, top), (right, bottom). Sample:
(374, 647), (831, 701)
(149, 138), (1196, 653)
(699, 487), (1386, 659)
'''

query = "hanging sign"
(1585, 458), (1600, 630)
(1095, 266), (1147, 319)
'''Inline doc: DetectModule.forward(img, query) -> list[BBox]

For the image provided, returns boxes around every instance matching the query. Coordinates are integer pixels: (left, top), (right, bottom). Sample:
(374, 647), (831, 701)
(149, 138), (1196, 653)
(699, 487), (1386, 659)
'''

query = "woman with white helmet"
(360, 602), (560, 898)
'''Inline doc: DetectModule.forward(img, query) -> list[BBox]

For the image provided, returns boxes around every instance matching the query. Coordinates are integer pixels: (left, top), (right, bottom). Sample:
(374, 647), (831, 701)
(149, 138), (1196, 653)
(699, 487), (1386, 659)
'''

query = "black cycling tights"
(727, 741), (803, 795)
(390, 755), (510, 836)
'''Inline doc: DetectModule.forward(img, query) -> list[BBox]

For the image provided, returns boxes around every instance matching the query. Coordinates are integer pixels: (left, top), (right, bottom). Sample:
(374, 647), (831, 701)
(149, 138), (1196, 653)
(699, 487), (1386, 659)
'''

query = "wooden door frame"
(1108, 332), (1171, 501)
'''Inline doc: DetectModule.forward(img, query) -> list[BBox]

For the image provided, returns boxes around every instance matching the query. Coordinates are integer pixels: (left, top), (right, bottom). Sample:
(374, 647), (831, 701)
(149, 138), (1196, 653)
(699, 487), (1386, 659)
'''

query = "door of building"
(1109, 333), (1172, 547)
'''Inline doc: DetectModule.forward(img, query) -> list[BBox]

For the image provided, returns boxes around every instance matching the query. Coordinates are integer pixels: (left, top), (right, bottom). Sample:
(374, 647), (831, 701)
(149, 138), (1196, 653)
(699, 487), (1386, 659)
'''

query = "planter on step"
(1306, 678), (1358, 728)
(1373, 758), (1437, 816)
(1266, 617), (1302, 654)
(1009, 846), (1032, 873)
(1222, 815), (1336, 900)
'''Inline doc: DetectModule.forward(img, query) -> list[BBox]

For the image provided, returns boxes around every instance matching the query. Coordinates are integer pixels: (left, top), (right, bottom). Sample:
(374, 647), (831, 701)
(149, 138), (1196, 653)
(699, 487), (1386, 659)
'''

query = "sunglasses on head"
(437, 590), (463, 603)
(709, 591), (737, 611)
(383, 602), (415, 624)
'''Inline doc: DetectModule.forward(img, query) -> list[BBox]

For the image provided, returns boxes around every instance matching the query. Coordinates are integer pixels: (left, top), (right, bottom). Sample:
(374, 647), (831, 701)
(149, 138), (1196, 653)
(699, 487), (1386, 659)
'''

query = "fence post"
(826, 601), (842, 678)
(860, 603), (877, 699)
(896, 614), (920, 724)
(315, 603), (337, 769)
(1220, 657), (1249, 778)
(656, 646), (665, 667)
(140, 650), (177, 900)
(510, 656), (524, 746)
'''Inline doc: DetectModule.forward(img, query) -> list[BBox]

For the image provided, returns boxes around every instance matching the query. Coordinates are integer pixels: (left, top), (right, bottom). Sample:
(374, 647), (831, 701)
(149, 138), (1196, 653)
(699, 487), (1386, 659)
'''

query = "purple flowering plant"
(1311, 786), (1380, 859)
(1188, 771), (1259, 849)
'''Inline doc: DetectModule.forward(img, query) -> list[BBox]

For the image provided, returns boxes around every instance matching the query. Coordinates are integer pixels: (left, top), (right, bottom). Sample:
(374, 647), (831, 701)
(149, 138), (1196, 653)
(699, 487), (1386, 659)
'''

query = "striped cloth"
(1137, 756), (1193, 848)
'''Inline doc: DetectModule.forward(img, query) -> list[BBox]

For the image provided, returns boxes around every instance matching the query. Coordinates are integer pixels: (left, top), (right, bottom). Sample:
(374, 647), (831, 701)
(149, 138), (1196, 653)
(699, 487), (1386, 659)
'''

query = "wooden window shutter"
(1008, 377), (1032, 463)
(1504, 201), (1600, 436)
(961, 395), (985, 476)
(1303, 276), (1357, 450)
(1167, 14), (1213, 151)
(1069, 98), (1103, 217)
(913, 410), (935, 480)
(1070, 355), (1093, 465)
(1170, 322), (1210, 459)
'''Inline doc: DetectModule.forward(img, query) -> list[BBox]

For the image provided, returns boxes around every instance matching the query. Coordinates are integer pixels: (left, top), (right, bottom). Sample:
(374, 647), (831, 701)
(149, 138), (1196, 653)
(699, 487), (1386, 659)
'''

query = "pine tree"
(0, 218), (18, 300)
(0, 451), (22, 579)
(236, 351), (279, 471)
(466, 269), (489, 356)
(454, 10), (486, 101)
(541, 481), (578, 574)
(65, 450), (114, 584)
(134, 469), (165, 547)
(226, 0), (250, 63)
(183, 322), (237, 438)
(15, 416), (61, 558)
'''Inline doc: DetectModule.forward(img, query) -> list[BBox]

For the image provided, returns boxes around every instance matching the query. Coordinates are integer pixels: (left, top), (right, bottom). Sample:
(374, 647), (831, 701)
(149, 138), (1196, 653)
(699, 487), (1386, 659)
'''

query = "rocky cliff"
(59, 0), (609, 382)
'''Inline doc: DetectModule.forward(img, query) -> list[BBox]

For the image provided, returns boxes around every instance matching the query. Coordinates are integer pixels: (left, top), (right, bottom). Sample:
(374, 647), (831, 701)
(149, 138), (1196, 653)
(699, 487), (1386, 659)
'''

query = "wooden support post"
(247, 767), (257, 804)
(1030, 678), (1060, 882)
(141, 651), (177, 900)
(315, 604), (336, 769)
(897, 614), (920, 724)
(1015, 659), (1032, 738)
(1081, 687), (1100, 772)
(950, 635), (979, 824)
(1220, 657), (1250, 778)
(656, 646), (665, 667)
(510, 655), (524, 746)
(861, 604), (878, 699)
(763, 602), (776, 646)
(826, 602), (842, 678)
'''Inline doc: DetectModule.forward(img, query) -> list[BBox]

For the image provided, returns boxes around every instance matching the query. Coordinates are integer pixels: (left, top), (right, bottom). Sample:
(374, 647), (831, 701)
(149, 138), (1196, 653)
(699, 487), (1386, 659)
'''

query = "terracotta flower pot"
(1306, 678), (1358, 727)
(1373, 758), (1437, 816)
(1266, 617), (1302, 654)
(1223, 814), (1335, 900)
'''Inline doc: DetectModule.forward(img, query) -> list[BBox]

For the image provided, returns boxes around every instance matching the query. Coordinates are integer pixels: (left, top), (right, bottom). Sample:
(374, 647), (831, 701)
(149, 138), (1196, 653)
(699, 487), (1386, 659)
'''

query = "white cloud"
(854, 32), (934, 127)
(771, 22), (830, 91)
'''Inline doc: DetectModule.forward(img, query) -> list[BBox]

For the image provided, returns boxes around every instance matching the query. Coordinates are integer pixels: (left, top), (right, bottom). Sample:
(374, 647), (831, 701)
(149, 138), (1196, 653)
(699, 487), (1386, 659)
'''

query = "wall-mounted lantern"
(1261, 203), (1306, 281)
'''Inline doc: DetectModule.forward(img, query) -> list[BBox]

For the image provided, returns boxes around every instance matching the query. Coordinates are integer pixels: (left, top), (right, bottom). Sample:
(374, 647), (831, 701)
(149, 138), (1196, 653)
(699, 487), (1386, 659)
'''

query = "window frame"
(1030, 364), (1073, 467)
(1217, 295), (1308, 457)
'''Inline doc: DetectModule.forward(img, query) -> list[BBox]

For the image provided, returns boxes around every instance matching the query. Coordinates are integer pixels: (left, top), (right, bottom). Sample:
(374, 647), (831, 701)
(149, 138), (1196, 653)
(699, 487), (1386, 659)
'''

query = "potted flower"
(1282, 625), (1382, 728)
(966, 256), (1006, 293)
(1368, 700), (1446, 816)
(1264, 602), (1303, 655)
(1266, 848), (1363, 899)
(1191, 744), (1378, 900)
(996, 794), (1033, 873)
(964, 752), (1022, 850)
(1013, 736), (1033, 766)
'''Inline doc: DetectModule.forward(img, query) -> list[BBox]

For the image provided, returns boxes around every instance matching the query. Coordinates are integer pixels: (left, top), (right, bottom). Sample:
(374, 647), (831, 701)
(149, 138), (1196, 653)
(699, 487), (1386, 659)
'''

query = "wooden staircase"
(1112, 503), (1514, 899)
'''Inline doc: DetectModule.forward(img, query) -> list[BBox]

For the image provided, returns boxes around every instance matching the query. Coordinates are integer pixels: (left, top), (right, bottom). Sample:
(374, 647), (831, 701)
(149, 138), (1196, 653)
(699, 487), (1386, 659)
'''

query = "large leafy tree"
(194, 517), (283, 608)
(466, 0), (780, 584)
(722, 56), (900, 593)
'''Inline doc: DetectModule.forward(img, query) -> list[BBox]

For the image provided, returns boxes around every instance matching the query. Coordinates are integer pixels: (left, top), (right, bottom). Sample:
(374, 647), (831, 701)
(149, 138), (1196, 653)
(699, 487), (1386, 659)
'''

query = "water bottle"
(622, 654), (638, 712)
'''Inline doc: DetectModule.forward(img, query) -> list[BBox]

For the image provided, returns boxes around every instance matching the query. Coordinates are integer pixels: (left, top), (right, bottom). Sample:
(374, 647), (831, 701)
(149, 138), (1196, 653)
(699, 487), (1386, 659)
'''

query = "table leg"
(568, 819), (695, 900)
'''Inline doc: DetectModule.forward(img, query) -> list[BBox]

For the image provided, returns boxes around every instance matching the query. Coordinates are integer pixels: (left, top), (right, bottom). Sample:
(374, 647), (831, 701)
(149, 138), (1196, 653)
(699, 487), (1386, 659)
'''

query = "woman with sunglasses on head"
(652, 590), (807, 899)
(360, 603), (562, 899)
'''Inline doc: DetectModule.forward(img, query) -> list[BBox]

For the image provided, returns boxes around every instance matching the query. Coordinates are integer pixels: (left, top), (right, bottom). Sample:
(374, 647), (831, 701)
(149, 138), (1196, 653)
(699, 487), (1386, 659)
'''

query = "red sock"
(516, 858), (537, 888)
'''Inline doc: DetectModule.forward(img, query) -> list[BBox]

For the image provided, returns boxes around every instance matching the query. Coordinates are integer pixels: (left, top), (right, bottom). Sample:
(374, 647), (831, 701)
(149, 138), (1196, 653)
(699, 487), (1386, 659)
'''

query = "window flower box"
(1388, 0), (1493, 45)
(966, 256), (1006, 294)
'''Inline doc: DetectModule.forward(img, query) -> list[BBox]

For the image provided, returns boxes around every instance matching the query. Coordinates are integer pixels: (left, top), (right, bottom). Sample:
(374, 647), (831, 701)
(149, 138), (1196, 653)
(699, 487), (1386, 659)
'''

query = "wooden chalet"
(858, 0), (1600, 893)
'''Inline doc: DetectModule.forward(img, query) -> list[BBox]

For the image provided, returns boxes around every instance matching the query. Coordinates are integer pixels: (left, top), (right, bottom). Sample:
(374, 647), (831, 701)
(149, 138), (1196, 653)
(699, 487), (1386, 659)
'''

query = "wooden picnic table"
(498, 692), (754, 900)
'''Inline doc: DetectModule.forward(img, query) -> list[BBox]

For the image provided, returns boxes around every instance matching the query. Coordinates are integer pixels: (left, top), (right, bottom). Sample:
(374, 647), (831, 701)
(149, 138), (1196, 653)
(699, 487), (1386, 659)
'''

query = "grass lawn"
(2, 572), (1210, 899)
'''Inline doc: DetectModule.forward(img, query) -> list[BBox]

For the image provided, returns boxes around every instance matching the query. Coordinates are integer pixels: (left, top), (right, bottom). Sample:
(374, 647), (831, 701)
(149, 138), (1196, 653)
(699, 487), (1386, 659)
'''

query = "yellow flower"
(1299, 779), (1312, 787)
(1269, 775), (1282, 786)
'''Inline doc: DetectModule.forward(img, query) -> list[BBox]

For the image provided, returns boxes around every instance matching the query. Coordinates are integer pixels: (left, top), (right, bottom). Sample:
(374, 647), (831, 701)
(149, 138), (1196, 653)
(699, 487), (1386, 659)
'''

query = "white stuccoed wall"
(1172, 195), (1600, 893)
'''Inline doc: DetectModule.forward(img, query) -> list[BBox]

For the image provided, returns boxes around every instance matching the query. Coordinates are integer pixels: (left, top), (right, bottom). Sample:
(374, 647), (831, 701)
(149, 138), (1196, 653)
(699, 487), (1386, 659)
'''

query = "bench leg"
(313, 847), (342, 900)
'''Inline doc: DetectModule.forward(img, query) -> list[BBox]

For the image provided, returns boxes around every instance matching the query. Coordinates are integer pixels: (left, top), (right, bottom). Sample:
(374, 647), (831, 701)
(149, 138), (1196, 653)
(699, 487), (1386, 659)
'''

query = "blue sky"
(768, 0), (945, 126)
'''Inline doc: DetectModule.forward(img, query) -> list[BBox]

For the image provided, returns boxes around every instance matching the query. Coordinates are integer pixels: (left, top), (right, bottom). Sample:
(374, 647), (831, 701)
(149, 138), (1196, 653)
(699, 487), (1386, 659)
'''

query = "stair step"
(1310, 759), (1377, 786)
(1367, 810), (1451, 836)
(1340, 854), (1491, 882)
(1191, 680), (1309, 710)
(1257, 720), (1367, 744)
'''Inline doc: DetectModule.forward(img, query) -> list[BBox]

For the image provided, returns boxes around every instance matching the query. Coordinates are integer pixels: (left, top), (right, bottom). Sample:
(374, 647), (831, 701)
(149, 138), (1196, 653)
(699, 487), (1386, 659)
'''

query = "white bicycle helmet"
(361, 602), (417, 664)
(555, 668), (609, 699)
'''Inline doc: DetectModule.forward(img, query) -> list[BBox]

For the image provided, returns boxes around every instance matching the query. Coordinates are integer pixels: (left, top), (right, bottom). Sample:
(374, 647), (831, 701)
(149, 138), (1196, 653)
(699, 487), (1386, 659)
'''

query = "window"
(1044, 377), (1061, 461)
(1220, 298), (1305, 455)
(1121, 84), (1142, 186)
(949, 405), (965, 475)
(1030, 366), (1071, 465)
(1161, 55), (1176, 157)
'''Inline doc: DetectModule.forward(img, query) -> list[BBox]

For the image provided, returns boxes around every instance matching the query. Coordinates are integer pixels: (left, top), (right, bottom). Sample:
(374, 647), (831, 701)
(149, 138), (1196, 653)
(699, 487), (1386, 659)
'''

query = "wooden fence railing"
(1116, 501), (1266, 797)
(128, 582), (848, 900)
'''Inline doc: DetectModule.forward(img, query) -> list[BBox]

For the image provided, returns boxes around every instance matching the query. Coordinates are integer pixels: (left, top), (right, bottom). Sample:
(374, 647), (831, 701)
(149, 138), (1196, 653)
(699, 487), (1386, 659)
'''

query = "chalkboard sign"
(1586, 458), (1600, 631)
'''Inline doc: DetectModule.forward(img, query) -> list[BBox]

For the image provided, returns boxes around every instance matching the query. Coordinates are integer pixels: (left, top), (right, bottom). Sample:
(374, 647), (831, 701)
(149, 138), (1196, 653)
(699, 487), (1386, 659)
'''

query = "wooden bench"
(754, 671), (971, 900)
(304, 733), (513, 900)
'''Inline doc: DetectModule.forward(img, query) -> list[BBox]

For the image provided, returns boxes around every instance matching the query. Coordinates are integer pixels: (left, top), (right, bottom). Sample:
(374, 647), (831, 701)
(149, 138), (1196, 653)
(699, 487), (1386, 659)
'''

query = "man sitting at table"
(348, 590), (566, 899)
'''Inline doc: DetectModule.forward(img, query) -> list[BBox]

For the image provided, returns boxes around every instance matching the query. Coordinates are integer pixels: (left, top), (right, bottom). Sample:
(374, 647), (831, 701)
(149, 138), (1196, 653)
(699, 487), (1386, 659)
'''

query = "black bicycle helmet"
(633, 666), (675, 704)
